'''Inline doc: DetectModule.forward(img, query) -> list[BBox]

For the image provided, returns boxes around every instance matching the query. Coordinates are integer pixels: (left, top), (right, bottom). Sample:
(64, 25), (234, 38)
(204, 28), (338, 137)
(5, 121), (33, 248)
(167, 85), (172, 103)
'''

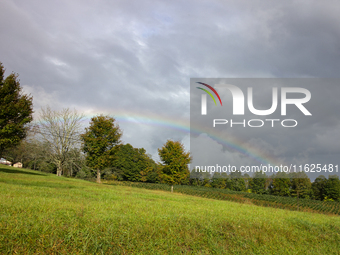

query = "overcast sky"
(1, 0), (340, 169)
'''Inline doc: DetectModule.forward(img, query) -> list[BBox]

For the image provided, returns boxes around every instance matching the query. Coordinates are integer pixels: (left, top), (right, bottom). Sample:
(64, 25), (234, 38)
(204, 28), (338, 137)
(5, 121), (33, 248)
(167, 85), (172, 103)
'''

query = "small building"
(13, 162), (23, 168)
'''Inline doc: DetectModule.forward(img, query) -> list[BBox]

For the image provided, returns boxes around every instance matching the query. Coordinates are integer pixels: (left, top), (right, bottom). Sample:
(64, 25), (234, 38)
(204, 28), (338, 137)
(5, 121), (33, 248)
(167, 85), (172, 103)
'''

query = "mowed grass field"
(0, 166), (340, 254)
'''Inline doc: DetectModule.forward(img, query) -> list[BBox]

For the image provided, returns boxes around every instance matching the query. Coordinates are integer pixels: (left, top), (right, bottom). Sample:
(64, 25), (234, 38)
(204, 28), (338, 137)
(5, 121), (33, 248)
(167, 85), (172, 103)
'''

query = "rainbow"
(75, 108), (282, 166)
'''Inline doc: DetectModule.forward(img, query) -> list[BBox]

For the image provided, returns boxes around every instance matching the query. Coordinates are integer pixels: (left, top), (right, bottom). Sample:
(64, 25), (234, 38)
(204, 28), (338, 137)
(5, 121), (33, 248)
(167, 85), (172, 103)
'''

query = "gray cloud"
(1, 0), (340, 166)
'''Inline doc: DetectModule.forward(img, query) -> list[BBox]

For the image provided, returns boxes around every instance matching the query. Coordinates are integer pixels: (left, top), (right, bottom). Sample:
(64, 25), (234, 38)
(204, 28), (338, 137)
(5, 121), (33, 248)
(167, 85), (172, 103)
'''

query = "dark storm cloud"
(1, 0), (340, 162)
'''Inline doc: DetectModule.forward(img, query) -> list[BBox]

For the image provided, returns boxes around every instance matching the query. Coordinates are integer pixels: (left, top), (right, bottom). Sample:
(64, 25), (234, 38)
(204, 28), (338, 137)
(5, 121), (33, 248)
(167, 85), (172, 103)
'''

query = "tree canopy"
(81, 115), (122, 183)
(38, 107), (84, 176)
(113, 143), (157, 182)
(270, 172), (291, 197)
(249, 171), (267, 194)
(0, 62), (33, 158)
(158, 140), (191, 190)
(323, 175), (340, 201)
(290, 172), (313, 199)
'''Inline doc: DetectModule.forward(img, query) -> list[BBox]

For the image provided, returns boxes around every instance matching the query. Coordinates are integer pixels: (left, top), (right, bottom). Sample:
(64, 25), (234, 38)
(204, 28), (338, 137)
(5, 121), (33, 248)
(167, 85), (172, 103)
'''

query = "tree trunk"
(97, 169), (101, 183)
(56, 162), (62, 176)
(171, 185), (173, 193)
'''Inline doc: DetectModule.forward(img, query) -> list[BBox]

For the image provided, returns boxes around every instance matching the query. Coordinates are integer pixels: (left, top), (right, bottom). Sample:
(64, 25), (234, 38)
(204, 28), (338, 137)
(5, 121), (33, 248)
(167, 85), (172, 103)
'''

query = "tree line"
(1, 61), (340, 201)
(190, 170), (340, 201)
(3, 110), (190, 187)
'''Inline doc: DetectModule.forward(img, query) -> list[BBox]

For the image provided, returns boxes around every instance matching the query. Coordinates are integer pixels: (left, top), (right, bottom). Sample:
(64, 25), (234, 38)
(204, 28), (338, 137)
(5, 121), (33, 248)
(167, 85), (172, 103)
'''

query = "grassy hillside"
(0, 165), (340, 254)
(109, 181), (340, 215)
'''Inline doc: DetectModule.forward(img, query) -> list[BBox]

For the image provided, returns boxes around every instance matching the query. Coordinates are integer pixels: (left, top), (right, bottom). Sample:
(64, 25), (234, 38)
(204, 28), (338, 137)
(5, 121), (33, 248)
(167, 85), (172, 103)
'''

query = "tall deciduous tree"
(38, 107), (84, 176)
(158, 140), (191, 192)
(0, 62), (33, 158)
(81, 115), (122, 183)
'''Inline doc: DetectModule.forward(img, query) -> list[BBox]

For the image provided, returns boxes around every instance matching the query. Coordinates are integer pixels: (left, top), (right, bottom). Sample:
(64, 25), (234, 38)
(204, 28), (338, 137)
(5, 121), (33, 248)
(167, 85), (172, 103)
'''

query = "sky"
(1, 0), (340, 171)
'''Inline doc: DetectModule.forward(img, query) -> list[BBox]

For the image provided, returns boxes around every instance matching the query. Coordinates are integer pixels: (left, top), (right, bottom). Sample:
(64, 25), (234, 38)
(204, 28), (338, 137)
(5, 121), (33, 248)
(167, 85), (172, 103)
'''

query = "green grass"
(109, 181), (340, 215)
(1, 165), (340, 254)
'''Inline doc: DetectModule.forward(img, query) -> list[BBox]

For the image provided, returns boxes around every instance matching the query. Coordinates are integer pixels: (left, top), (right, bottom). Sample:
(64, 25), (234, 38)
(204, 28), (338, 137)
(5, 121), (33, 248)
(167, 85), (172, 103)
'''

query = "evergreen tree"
(0, 62), (33, 158)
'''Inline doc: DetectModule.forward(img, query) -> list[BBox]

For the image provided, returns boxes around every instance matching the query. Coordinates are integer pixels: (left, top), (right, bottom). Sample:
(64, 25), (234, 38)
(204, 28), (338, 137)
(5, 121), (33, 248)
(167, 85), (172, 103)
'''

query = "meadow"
(1, 165), (340, 254)
(110, 181), (340, 215)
